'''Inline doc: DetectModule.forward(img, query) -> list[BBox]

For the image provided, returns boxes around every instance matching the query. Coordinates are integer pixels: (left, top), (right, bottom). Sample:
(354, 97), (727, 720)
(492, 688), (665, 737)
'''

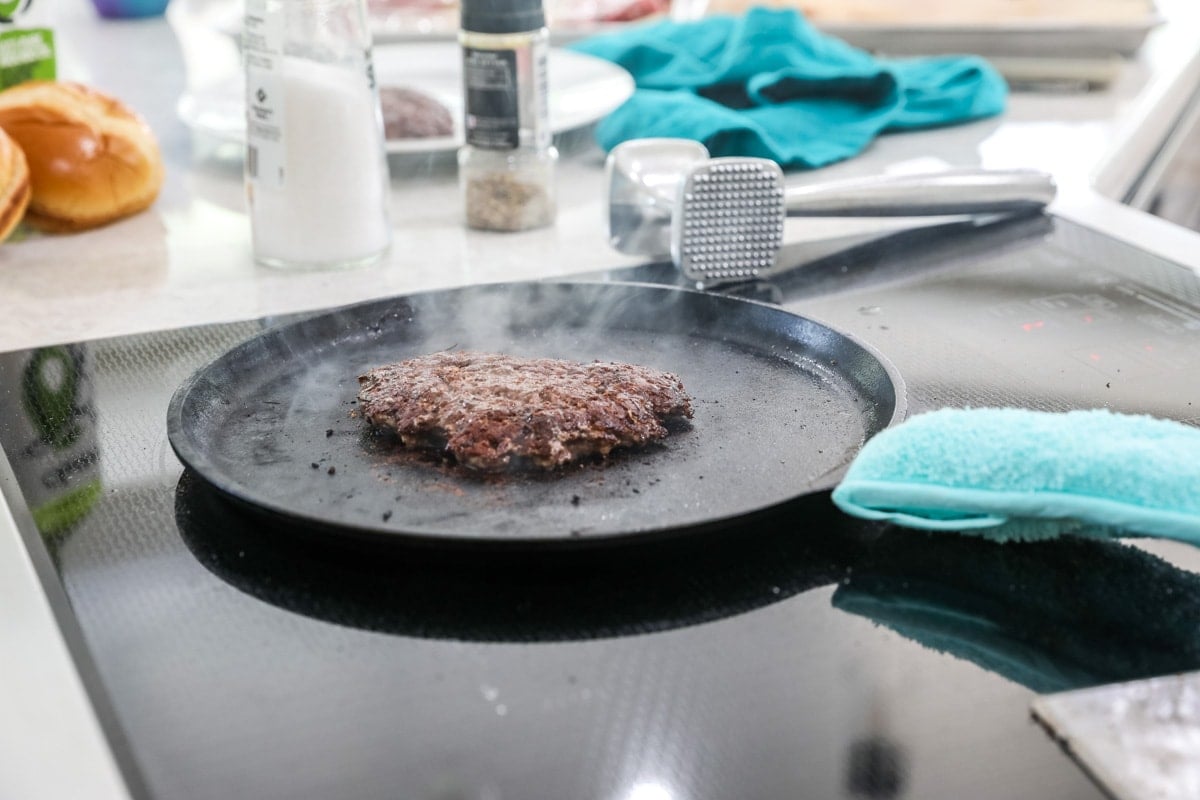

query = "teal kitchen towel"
(569, 8), (1008, 168)
(830, 407), (1200, 544)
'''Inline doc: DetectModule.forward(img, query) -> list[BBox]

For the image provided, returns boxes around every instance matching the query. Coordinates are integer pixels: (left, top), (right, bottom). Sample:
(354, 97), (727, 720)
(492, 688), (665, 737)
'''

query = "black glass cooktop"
(3, 214), (1199, 800)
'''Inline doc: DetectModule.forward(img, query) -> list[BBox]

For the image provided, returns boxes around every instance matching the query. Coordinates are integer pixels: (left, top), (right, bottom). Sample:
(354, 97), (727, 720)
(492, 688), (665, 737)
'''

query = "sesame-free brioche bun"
(0, 126), (30, 242)
(0, 81), (164, 232)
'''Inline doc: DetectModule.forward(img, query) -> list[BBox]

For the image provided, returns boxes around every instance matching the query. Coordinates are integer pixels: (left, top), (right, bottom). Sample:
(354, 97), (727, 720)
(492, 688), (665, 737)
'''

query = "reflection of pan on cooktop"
(174, 471), (874, 642)
(166, 281), (905, 548)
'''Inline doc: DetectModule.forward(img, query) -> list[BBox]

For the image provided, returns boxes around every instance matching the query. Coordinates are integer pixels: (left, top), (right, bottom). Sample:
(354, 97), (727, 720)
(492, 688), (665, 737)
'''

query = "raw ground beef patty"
(379, 86), (454, 139)
(356, 351), (694, 472)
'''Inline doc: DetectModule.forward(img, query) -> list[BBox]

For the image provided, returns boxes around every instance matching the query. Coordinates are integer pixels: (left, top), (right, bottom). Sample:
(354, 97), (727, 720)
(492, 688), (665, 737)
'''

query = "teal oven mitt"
(568, 8), (1008, 168)
(831, 407), (1200, 544)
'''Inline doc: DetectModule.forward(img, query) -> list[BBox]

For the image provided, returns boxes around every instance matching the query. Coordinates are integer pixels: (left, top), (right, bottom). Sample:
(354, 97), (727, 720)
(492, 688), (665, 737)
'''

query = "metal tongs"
(605, 138), (1057, 286)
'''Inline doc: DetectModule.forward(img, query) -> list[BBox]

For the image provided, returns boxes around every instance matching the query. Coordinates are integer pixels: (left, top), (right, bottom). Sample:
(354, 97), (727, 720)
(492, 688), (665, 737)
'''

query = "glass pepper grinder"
(458, 0), (557, 232)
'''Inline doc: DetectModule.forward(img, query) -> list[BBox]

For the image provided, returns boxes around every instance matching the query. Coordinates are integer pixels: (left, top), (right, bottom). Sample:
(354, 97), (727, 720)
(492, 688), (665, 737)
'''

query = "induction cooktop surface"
(2, 214), (1198, 800)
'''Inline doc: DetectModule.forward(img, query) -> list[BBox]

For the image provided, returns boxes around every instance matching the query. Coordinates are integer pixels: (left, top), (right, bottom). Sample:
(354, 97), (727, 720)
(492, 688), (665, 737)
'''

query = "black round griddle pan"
(166, 281), (906, 549)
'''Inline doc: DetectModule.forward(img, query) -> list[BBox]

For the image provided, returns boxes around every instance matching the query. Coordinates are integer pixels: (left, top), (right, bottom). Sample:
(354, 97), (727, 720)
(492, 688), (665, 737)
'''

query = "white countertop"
(3, 3), (1200, 799)
(2, 0), (1200, 353)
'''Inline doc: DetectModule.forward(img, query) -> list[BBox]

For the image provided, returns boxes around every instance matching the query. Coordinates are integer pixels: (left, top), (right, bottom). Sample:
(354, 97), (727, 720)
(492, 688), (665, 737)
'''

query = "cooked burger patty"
(357, 351), (693, 472)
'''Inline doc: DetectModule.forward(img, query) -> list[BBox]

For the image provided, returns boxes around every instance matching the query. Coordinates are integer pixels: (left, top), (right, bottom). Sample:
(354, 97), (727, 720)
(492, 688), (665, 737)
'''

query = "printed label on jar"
(243, 0), (285, 188)
(463, 47), (519, 149)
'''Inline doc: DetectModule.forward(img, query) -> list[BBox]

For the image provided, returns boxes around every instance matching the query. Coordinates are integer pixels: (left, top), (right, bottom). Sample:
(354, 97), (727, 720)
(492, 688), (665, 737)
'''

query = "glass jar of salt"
(458, 0), (557, 231)
(242, 0), (392, 269)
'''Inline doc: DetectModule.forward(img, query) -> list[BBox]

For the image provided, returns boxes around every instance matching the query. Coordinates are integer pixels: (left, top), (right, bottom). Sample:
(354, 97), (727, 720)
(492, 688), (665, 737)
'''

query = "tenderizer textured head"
(672, 157), (785, 285)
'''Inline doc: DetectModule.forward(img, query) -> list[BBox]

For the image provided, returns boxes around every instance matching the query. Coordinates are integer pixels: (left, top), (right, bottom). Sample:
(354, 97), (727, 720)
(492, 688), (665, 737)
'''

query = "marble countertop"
(2, 0), (1200, 353)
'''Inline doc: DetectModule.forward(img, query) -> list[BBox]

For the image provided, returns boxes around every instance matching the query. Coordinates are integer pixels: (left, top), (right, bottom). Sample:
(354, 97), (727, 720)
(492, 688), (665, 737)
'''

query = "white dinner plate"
(177, 42), (634, 155)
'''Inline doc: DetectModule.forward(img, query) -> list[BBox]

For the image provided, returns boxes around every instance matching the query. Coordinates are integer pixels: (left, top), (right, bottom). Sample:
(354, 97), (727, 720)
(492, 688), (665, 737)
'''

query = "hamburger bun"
(0, 126), (31, 242)
(0, 81), (164, 232)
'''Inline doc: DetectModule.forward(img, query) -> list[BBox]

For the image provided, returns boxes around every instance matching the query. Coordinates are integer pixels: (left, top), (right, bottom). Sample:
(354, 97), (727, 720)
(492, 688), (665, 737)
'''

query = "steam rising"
(178, 282), (899, 541)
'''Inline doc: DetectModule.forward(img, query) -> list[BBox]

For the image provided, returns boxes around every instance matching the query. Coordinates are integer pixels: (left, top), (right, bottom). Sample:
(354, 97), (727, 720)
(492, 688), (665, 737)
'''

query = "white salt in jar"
(243, 0), (392, 269)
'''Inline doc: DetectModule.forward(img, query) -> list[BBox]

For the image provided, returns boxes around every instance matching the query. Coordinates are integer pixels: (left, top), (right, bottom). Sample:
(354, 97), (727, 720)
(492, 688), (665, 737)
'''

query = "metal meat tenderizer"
(672, 156), (1057, 286)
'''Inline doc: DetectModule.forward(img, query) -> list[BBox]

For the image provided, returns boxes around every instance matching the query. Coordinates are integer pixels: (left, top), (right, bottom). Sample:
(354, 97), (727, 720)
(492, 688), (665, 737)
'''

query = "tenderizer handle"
(784, 168), (1057, 217)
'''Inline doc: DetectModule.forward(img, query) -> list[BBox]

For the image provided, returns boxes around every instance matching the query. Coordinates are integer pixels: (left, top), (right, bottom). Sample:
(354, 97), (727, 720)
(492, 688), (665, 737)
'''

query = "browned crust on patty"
(357, 351), (693, 472)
